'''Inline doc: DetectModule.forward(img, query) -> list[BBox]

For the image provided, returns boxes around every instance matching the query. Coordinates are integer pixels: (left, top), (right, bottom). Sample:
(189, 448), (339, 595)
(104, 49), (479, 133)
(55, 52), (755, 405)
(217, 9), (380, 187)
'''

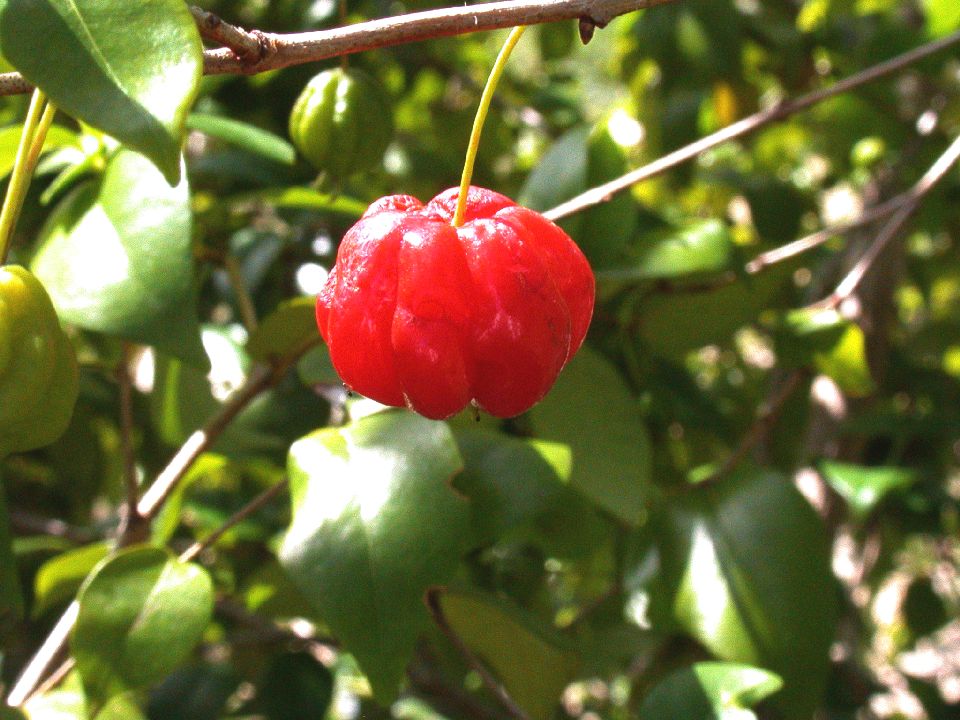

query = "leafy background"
(1, 0), (960, 719)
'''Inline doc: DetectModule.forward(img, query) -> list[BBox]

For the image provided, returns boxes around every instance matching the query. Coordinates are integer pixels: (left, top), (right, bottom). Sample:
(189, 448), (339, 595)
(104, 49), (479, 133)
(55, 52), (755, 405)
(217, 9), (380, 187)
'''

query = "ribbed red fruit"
(315, 186), (595, 419)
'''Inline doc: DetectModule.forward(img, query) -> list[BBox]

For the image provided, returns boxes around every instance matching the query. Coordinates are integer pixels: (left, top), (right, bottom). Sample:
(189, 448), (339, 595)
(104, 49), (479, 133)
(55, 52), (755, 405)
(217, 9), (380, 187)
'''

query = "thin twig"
(544, 29), (960, 221)
(8, 511), (96, 544)
(810, 133), (960, 310)
(426, 590), (532, 720)
(702, 371), (805, 486)
(190, 6), (265, 62)
(224, 254), (259, 332)
(179, 477), (289, 563)
(115, 343), (146, 545)
(0, 0), (674, 96)
(136, 363), (275, 519)
(5, 603), (78, 706)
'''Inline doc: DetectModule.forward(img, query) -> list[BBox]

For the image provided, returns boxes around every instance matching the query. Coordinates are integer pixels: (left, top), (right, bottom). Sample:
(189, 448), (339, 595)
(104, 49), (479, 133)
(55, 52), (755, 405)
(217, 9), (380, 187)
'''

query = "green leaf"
(33, 541), (110, 618)
(452, 429), (607, 557)
(598, 219), (735, 282)
(32, 149), (207, 369)
(186, 114), (296, 166)
(0, 484), (23, 628)
(640, 662), (783, 720)
(246, 297), (318, 363)
(72, 546), (214, 710)
(529, 347), (652, 525)
(923, 0), (960, 36)
(436, 588), (580, 720)
(775, 309), (874, 397)
(655, 469), (836, 718)
(0, 0), (202, 184)
(278, 411), (469, 704)
(520, 123), (637, 269)
(257, 652), (334, 719)
(818, 460), (916, 520)
(242, 187), (369, 218)
(0, 124), (77, 181)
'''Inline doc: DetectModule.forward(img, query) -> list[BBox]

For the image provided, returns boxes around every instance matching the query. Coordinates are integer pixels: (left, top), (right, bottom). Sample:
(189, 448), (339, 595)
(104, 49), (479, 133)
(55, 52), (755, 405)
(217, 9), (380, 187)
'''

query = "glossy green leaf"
(246, 297), (319, 363)
(437, 588), (580, 720)
(818, 460), (916, 520)
(32, 149), (207, 368)
(72, 546), (214, 709)
(0, 124), (77, 181)
(0, 484), (23, 628)
(33, 541), (110, 618)
(640, 662), (783, 720)
(775, 308), (874, 397)
(529, 347), (652, 525)
(243, 187), (368, 217)
(452, 428), (607, 557)
(520, 123), (637, 269)
(0, 0), (202, 184)
(655, 469), (836, 718)
(186, 114), (296, 166)
(598, 219), (735, 282)
(278, 411), (469, 704)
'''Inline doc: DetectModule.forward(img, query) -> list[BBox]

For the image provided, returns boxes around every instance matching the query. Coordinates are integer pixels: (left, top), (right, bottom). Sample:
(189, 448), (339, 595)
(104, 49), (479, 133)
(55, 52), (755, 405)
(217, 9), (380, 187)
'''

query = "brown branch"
(190, 6), (265, 62)
(810, 133), (960, 310)
(0, 0), (674, 96)
(544, 29), (960, 221)
(179, 477), (289, 563)
(702, 371), (805, 486)
(8, 511), (96, 544)
(115, 344), (149, 546)
(426, 589), (532, 720)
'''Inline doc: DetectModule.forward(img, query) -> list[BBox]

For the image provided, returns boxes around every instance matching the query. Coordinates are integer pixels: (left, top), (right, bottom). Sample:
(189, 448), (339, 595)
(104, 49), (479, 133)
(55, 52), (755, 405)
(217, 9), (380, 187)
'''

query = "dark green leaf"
(818, 460), (916, 520)
(32, 149), (207, 368)
(278, 411), (469, 704)
(72, 546), (214, 709)
(437, 588), (580, 720)
(640, 662), (783, 720)
(147, 663), (238, 720)
(0, 0), (202, 184)
(0, 484), (23, 628)
(655, 469), (836, 718)
(186, 114), (296, 166)
(452, 428), (607, 557)
(246, 297), (319, 363)
(258, 652), (334, 720)
(520, 123), (637, 269)
(529, 347), (652, 525)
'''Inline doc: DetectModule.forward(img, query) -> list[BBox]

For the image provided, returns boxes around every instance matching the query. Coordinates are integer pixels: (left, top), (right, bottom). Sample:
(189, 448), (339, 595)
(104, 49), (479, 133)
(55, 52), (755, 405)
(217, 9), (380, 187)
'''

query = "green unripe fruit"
(0, 265), (79, 458)
(289, 68), (394, 179)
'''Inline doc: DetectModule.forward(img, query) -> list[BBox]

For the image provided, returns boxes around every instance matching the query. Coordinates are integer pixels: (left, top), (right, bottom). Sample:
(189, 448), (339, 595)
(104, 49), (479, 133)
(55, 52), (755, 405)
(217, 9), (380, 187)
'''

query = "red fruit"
(315, 186), (595, 419)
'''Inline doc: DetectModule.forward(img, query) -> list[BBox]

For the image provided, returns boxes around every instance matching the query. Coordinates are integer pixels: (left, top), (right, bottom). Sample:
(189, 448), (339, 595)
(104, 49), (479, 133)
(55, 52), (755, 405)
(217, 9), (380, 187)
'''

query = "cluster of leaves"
(1, 0), (960, 719)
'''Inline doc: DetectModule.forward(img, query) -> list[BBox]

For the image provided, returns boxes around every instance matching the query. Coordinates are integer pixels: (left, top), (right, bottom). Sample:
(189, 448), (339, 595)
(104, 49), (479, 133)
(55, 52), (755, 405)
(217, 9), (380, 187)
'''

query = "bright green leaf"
(72, 546), (214, 710)
(819, 460), (916, 520)
(655, 470), (836, 718)
(437, 588), (580, 720)
(33, 541), (110, 618)
(246, 297), (319, 363)
(923, 0), (960, 36)
(0, 124), (77, 181)
(0, 0), (202, 184)
(32, 149), (207, 368)
(243, 187), (369, 217)
(529, 347), (653, 525)
(186, 114), (296, 166)
(278, 411), (469, 704)
(640, 662), (783, 720)
(598, 219), (735, 282)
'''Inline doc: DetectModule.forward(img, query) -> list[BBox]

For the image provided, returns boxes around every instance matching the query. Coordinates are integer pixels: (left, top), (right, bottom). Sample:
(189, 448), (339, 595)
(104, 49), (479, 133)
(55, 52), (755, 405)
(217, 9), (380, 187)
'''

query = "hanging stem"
(452, 25), (526, 227)
(0, 90), (54, 264)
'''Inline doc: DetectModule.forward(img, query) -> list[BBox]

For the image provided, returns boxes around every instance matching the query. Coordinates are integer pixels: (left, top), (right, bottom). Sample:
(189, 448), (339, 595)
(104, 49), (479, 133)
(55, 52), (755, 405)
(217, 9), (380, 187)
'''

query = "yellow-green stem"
(453, 25), (526, 227)
(0, 90), (51, 265)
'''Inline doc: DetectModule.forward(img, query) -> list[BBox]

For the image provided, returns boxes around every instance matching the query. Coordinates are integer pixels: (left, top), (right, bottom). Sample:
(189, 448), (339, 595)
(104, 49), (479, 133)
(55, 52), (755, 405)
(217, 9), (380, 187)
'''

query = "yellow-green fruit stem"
(453, 25), (527, 228)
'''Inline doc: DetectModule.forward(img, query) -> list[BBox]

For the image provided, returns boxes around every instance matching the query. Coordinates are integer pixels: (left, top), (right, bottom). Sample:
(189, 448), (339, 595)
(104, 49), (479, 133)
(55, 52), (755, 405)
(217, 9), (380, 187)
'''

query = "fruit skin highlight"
(0, 265), (78, 457)
(315, 186), (595, 420)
